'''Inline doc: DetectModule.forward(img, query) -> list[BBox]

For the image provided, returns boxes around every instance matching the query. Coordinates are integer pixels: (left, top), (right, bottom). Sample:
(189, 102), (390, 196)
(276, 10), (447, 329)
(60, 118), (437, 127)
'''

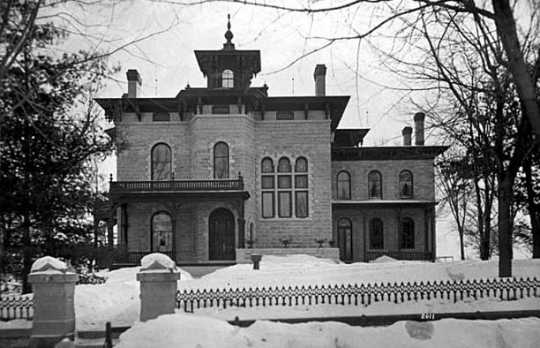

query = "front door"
(209, 208), (235, 260)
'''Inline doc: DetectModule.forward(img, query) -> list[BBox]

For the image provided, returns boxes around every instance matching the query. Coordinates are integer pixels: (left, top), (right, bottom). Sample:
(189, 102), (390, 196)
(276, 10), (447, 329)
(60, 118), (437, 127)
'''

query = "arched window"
(151, 212), (173, 253)
(399, 170), (413, 198)
(368, 170), (382, 199)
(337, 218), (353, 262)
(213, 142), (229, 179)
(400, 218), (415, 249)
(294, 157), (308, 218)
(369, 218), (384, 249)
(261, 157), (275, 218)
(151, 143), (172, 181)
(337, 171), (351, 200)
(277, 157), (292, 217)
(222, 69), (234, 88)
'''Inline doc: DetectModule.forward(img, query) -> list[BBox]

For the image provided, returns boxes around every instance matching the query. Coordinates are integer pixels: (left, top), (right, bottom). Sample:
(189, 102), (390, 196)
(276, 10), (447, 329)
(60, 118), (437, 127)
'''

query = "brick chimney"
(402, 126), (412, 146)
(314, 64), (326, 96)
(414, 112), (425, 146)
(126, 69), (142, 98)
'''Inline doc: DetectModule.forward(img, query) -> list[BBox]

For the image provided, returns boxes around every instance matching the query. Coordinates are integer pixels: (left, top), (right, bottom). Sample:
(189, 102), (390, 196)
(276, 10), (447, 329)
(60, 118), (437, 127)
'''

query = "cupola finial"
(224, 13), (235, 50)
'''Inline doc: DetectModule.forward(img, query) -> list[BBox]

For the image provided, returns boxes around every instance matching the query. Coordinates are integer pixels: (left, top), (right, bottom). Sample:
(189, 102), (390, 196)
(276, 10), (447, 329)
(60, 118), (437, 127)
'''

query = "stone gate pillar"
(28, 256), (78, 348)
(137, 253), (180, 321)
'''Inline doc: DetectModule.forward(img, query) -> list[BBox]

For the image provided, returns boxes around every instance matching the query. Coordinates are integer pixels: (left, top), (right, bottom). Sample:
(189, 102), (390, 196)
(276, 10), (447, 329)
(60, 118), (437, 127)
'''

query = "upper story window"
(222, 69), (234, 88)
(337, 171), (351, 200)
(399, 170), (413, 198)
(369, 218), (384, 250)
(213, 142), (229, 179)
(368, 170), (382, 199)
(400, 217), (415, 249)
(261, 156), (309, 219)
(151, 143), (172, 181)
(152, 112), (170, 122)
(276, 111), (294, 120)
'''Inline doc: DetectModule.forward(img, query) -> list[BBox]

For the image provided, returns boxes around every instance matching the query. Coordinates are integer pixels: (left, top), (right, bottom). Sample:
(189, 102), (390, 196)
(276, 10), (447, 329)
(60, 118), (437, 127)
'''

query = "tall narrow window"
(400, 218), (415, 249)
(295, 157), (308, 218)
(213, 142), (229, 179)
(222, 69), (234, 88)
(151, 143), (172, 181)
(261, 157), (275, 218)
(151, 212), (173, 253)
(399, 170), (413, 198)
(337, 171), (351, 200)
(277, 157), (292, 217)
(337, 218), (353, 262)
(369, 218), (384, 249)
(368, 170), (382, 199)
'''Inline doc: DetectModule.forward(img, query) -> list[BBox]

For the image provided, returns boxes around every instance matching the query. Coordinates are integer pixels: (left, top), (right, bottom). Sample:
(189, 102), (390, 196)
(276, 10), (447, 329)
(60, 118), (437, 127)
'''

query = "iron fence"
(0, 295), (33, 321)
(176, 277), (540, 313)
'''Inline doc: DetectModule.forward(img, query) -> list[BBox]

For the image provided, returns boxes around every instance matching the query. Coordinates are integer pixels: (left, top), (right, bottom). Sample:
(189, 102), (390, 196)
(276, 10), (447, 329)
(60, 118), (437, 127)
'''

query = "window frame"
(213, 142), (230, 179)
(368, 170), (383, 199)
(400, 217), (415, 249)
(151, 143), (172, 181)
(152, 112), (170, 122)
(276, 111), (294, 120)
(222, 69), (234, 88)
(150, 211), (173, 252)
(337, 170), (351, 200)
(399, 170), (414, 198)
(369, 218), (384, 250)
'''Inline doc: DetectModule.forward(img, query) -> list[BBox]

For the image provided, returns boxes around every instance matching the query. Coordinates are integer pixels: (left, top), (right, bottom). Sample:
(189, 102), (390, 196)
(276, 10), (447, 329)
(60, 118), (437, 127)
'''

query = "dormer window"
(222, 69), (234, 88)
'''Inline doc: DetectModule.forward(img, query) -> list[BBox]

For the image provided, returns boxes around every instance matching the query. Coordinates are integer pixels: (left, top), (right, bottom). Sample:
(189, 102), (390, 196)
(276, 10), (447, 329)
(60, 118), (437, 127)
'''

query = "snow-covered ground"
(2, 255), (540, 330)
(115, 313), (540, 348)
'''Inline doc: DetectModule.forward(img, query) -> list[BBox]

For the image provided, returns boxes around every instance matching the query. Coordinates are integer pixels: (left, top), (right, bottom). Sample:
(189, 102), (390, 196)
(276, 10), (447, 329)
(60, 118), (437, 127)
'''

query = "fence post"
(28, 256), (78, 348)
(137, 253), (180, 321)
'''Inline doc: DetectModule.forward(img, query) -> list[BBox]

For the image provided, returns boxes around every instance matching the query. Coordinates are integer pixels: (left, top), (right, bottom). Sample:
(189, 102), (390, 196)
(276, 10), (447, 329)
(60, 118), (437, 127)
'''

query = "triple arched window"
(222, 69), (234, 88)
(336, 171), (351, 200)
(213, 142), (229, 179)
(151, 143), (172, 181)
(261, 156), (308, 218)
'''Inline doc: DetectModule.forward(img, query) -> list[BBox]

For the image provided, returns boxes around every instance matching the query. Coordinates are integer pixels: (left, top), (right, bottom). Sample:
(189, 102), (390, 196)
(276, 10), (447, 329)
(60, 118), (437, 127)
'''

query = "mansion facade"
(95, 20), (447, 264)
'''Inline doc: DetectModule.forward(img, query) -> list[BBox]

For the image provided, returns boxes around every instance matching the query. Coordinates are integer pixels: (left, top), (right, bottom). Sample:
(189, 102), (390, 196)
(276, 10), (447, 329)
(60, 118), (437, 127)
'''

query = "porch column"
(120, 204), (128, 249)
(107, 218), (114, 248)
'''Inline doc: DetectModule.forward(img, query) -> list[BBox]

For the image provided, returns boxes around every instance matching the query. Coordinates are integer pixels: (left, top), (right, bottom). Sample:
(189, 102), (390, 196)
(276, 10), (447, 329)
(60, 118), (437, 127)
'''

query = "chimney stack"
(314, 64), (326, 96)
(414, 112), (425, 146)
(402, 126), (412, 146)
(126, 69), (142, 98)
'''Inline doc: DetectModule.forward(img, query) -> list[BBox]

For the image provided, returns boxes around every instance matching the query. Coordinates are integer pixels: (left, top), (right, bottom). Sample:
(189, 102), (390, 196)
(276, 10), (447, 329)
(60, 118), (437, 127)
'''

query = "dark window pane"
(261, 158), (274, 173)
(152, 212), (172, 252)
(337, 218), (352, 262)
(212, 105), (230, 114)
(153, 112), (170, 121)
(262, 176), (274, 189)
(399, 170), (413, 198)
(295, 191), (308, 218)
(278, 175), (292, 188)
(368, 171), (382, 198)
(214, 142), (229, 178)
(295, 157), (308, 172)
(369, 218), (384, 249)
(278, 192), (292, 218)
(151, 143), (172, 181)
(400, 218), (415, 249)
(337, 171), (351, 200)
(278, 157), (291, 172)
(262, 192), (274, 218)
(276, 111), (294, 120)
(295, 175), (308, 188)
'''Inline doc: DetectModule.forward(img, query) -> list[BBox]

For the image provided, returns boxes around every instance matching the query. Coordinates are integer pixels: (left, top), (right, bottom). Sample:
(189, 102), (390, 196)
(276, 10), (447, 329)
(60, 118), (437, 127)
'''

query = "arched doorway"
(337, 218), (353, 262)
(209, 208), (235, 260)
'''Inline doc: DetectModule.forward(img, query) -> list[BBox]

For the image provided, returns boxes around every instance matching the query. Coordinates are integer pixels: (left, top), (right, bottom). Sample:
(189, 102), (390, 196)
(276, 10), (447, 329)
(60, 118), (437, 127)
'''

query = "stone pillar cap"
(140, 253), (177, 272)
(31, 256), (69, 274)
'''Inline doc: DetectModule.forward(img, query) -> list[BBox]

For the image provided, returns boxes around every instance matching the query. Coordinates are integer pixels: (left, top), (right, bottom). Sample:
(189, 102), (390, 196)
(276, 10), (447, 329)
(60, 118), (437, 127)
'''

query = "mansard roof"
(332, 145), (448, 161)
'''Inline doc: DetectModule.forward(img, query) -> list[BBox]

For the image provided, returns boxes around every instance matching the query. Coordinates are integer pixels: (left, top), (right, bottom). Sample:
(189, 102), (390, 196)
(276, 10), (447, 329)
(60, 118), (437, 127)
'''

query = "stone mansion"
(95, 19), (447, 264)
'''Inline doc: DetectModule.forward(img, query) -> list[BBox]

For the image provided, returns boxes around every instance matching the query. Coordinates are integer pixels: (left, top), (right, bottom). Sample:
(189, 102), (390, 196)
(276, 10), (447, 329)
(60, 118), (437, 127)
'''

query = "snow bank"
(30, 256), (68, 273)
(371, 255), (398, 263)
(76, 266), (192, 329)
(116, 313), (540, 348)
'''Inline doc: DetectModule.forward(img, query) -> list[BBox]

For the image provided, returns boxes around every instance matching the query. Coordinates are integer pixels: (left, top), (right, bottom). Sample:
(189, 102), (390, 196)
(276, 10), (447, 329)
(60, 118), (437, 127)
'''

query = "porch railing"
(366, 251), (434, 262)
(110, 178), (244, 194)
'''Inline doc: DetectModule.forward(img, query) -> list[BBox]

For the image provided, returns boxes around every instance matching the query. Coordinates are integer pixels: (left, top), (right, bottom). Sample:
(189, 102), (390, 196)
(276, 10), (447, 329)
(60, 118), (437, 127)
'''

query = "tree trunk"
(492, 0), (540, 137)
(458, 226), (465, 260)
(498, 174), (514, 277)
(21, 213), (33, 294)
(524, 159), (540, 257)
